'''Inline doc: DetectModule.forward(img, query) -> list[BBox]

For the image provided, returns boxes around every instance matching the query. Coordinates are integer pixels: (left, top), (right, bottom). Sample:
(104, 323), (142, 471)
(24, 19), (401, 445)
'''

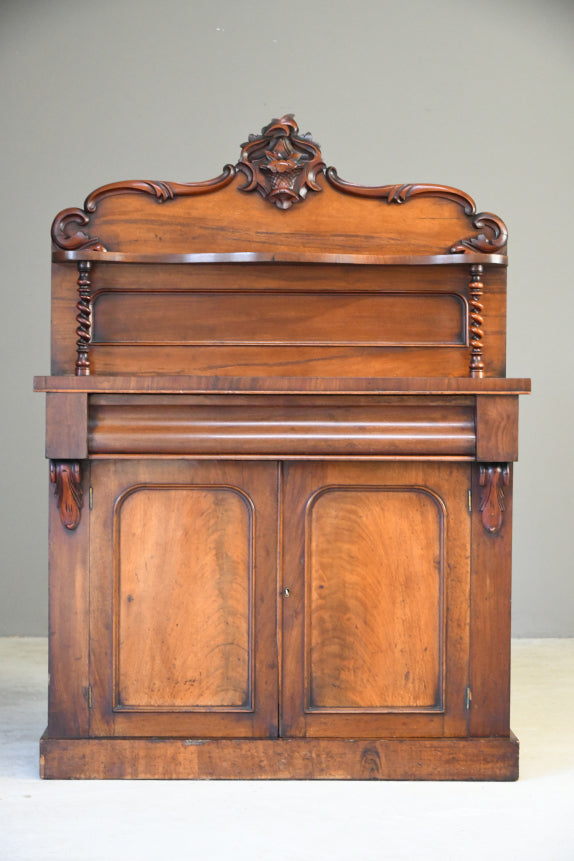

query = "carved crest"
(50, 114), (508, 254)
(237, 115), (325, 210)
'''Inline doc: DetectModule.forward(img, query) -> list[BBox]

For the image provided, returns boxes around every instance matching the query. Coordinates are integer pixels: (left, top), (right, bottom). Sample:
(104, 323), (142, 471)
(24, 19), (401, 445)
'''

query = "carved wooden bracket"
(237, 114), (325, 210)
(50, 461), (83, 530)
(479, 465), (510, 534)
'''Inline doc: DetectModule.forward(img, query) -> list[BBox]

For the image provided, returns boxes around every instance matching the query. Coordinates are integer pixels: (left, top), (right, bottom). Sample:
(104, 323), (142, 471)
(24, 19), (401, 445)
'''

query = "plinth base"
(40, 732), (519, 780)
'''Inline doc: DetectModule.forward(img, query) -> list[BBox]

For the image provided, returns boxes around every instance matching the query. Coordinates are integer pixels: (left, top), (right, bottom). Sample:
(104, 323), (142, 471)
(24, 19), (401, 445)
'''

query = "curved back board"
(50, 115), (507, 378)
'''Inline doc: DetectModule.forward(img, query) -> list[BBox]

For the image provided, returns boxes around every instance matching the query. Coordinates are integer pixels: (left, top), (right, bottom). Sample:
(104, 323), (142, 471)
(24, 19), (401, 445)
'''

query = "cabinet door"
(281, 462), (470, 738)
(89, 460), (278, 738)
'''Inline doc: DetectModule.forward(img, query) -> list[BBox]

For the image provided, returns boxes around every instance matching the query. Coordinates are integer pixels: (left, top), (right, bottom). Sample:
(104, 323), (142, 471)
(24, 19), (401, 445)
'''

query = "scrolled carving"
(50, 208), (108, 253)
(450, 212), (508, 254)
(50, 461), (83, 531)
(479, 465), (510, 534)
(51, 166), (236, 252)
(237, 114), (325, 210)
(325, 168), (477, 214)
(325, 168), (507, 255)
(82, 168), (236, 211)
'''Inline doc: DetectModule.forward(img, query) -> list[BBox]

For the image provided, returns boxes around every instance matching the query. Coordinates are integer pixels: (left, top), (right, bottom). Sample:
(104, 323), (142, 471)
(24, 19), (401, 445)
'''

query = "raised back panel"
(307, 486), (444, 711)
(50, 115), (508, 379)
(115, 485), (253, 711)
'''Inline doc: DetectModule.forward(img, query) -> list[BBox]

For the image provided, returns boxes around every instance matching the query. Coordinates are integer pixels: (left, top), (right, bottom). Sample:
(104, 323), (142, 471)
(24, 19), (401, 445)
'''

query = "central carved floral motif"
(237, 115), (325, 210)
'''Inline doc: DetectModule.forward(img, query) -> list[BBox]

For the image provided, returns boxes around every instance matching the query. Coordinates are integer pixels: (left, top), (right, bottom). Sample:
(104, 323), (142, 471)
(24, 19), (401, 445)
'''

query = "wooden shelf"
(52, 249), (508, 266)
(34, 374), (531, 395)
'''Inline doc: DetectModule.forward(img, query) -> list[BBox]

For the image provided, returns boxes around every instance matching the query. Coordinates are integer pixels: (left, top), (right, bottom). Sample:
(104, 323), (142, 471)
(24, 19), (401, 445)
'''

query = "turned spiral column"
(75, 260), (92, 376)
(469, 263), (485, 378)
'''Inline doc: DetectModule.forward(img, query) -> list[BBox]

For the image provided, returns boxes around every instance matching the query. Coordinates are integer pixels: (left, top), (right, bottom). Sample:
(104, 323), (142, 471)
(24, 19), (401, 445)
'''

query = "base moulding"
(40, 732), (519, 781)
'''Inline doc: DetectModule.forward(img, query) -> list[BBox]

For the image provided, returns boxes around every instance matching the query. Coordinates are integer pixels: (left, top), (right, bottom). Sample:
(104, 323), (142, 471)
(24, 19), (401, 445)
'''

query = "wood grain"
(40, 734), (519, 781)
(88, 403), (476, 457)
(48, 261), (508, 377)
(54, 181), (486, 256)
(92, 290), (467, 347)
(88, 460), (279, 738)
(469, 464), (513, 736)
(476, 395), (519, 461)
(47, 463), (90, 737)
(306, 486), (444, 710)
(115, 486), (252, 710)
(281, 461), (470, 739)
(34, 375), (532, 394)
(46, 392), (88, 459)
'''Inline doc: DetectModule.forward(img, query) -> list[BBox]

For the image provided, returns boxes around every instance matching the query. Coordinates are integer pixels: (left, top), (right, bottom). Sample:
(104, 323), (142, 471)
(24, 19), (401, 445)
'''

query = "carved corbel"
(479, 465), (510, 534)
(50, 461), (83, 530)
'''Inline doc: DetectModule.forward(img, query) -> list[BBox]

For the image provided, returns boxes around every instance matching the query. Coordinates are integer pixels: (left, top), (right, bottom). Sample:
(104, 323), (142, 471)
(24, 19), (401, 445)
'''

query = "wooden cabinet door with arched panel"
(280, 462), (471, 739)
(88, 460), (279, 739)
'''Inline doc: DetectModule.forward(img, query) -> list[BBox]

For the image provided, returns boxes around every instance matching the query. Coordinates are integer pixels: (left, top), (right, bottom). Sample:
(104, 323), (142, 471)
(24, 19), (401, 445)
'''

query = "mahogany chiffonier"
(35, 115), (530, 780)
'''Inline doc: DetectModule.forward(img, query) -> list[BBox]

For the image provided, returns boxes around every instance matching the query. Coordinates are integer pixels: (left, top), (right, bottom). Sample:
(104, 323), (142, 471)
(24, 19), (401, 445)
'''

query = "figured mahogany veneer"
(36, 115), (529, 780)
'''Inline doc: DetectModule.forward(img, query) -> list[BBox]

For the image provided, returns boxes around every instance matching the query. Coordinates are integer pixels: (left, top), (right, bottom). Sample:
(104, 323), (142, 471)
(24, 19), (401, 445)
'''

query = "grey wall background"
(0, 0), (572, 636)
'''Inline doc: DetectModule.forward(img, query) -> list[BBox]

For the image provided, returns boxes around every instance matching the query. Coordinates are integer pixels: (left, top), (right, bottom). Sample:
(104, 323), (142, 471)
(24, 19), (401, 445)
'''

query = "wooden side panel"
(47, 463), (90, 737)
(469, 464), (513, 736)
(116, 487), (251, 709)
(89, 460), (278, 738)
(476, 396), (518, 461)
(281, 462), (471, 739)
(46, 393), (88, 459)
(307, 487), (443, 709)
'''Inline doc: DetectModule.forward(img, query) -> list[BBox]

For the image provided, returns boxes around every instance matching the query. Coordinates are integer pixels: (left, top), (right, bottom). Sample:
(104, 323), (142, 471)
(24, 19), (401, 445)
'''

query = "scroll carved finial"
(237, 115), (325, 210)
(479, 465), (510, 534)
(469, 264), (485, 378)
(450, 212), (508, 255)
(50, 462), (83, 530)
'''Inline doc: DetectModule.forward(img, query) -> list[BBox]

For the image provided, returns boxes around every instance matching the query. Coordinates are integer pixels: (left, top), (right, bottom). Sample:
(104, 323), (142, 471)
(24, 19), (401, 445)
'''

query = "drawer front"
(89, 401), (476, 458)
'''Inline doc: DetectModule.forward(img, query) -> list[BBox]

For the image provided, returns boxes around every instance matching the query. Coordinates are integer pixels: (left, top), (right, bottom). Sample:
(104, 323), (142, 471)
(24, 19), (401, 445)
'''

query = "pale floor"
(1, 639), (573, 861)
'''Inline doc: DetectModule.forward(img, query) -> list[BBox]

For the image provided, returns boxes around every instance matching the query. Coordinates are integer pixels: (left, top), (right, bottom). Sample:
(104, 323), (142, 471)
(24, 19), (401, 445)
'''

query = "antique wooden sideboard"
(35, 115), (530, 780)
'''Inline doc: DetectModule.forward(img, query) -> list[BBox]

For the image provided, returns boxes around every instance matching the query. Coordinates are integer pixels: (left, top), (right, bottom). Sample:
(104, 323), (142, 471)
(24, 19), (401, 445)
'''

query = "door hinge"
(87, 684), (93, 709)
(89, 487), (93, 510)
(464, 686), (472, 711)
(468, 489), (472, 513)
